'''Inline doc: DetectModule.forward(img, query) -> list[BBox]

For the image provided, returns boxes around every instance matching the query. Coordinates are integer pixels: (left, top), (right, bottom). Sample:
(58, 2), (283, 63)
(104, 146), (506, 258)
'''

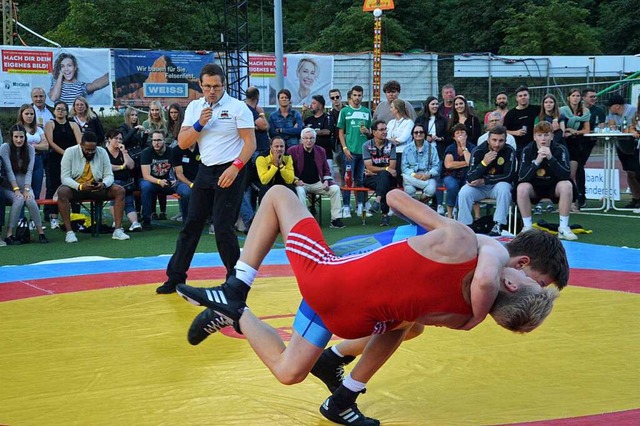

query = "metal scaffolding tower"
(222, 0), (250, 99)
(2, 0), (14, 45)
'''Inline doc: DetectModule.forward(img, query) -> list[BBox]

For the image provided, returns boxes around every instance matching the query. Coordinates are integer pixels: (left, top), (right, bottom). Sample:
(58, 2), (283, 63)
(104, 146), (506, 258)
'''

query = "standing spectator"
(288, 128), (345, 229)
(559, 88), (591, 210)
(268, 89), (303, 149)
(170, 138), (199, 221)
(303, 95), (333, 157)
(105, 129), (141, 232)
(401, 123), (440, 201)
(44, 101), (82, 229)
(17, 104), (49, 199)
(607, 94), (640, 208)
(337, 85), (372, 218)
(457, 126), (516, 236)
(31, 87), (54, 129)
(49, 53), (109, 105)
(535, 94), (566, 145)
(479, 111), (517, 149)
(138, 130), (175, 229)
(373, 80), (416, 123)
(484, 91), (509, 125)
(415, 96), (447, 160)
(329, 89), (345, 185)
(0, 125), (48, 244)
(256, 136), (295, 199)
(517, 122), (576, 240)
(167, 103), (184, 147)
(158, 63), (256, 294)
(70, 96), (105, 144)
(504, 86), (541, 153)
(442, 124), (475, 219)
(582, 88), (607, 131)
(57, 131), (129, 243)
(437, 83), (456, 122)
(447, 95), (481, 145)
(386, 98), (415, 186)
(362, 120), (397, 226)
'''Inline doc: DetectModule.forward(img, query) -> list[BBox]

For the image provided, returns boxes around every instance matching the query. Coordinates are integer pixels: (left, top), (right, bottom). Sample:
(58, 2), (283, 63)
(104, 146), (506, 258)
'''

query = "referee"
(157, 64), (256, 294)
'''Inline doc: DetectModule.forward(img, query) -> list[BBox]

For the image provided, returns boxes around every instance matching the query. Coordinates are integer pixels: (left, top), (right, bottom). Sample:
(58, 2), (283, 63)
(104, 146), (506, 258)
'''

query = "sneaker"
(38, 234), (49, 244)
(310, 348), (355, 392)
(156, 281), (178, 294)
(437, 205), (445, 216)
(50, 218), (60, 230)
(0, 239), (6, 247)
(158, 212), (167, 220)
(5, 235), (21, 246)
(368, 200), (381, 214)
(151, 212), (159, 220)
(364, 201), (372, 211)
(208, 224), (215, 235)
(111, 222), (116, 229)
(558, 227), (578, 241)
(187, 308), (238, 345)
(29, 220), (36, 231)
(112, 228), (130, 241)
(533, 205), (543, 215)
(545, 204), (556, 213)
(342, 206), (352, 218)
(330, 218), (346, 229)
(171, 213), (182, 221)
(320, 396), (380, 426)
(624, 198), (640, 208)
(129, 222), (142, 232)
(520, 225), (533, 233)
(489, 222), (502, 237)
(356, 204), (372, 217)
(142, 220), (152, 231)
(176, 276), (249, 321)
(65, 231), (78, 243)
(379, 215), (390, 227)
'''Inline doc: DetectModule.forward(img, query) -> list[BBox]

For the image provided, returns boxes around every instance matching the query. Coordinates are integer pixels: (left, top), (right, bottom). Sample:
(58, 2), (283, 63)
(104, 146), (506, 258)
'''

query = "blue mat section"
(1, 225), (638, 284)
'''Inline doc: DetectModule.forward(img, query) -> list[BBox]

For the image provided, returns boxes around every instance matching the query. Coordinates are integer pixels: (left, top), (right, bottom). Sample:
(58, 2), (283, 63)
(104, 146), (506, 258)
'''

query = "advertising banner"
(113, 49), (216, 108)
(249, 53), (334, 107)
(1, 46), (112, 107)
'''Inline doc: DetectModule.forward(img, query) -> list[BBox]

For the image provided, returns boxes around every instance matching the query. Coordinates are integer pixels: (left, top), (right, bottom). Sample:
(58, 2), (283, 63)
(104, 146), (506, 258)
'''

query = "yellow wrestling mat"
(1, 277), (639, 425)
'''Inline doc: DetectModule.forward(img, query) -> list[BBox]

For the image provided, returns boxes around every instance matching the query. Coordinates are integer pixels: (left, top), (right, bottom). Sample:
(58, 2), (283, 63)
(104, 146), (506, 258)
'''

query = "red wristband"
(232, 158), (244, 170)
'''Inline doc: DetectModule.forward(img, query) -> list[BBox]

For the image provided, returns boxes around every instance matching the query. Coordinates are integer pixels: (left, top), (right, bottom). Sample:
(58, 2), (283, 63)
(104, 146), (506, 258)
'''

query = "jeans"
(174, 182), (192, 219)
(139, 179), (176, 221)
(443, 175), (464, 208)
(341, 153), (366, 207)
(165, 162), (246, 282)
(364, 171), (396, 214)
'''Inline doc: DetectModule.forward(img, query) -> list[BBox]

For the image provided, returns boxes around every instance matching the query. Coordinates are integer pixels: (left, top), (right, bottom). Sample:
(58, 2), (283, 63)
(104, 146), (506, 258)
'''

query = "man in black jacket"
(516, 121), (577, 240)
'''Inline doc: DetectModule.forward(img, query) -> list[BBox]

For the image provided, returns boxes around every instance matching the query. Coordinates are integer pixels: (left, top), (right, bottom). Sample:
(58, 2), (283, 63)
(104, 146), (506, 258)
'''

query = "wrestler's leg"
(332, 323), (424, 358)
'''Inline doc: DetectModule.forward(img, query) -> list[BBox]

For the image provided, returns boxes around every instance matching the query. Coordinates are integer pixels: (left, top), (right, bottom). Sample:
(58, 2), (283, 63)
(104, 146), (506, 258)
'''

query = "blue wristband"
(193, 120), (204, 132)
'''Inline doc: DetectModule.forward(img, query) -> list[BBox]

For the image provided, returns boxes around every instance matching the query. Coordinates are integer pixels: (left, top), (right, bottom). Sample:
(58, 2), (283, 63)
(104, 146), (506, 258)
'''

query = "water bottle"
(621, 116), (628, 132)
(594, 116), (600, 133)
(344, 164), (353, 187)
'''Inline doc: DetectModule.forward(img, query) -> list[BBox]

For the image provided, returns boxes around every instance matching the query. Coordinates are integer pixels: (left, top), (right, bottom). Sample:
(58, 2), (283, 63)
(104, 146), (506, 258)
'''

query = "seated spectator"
(255, 136), (295, 200)
(447, 95), (482, 144)
(478, 111), (517, 149)
(442, 124), (475, 219)
(1, 125), (48, 244)
(139, 130), (175, 230)
(288, 128), (345, 229)
(517, 122), (576, 240)
(57, 131), (129, 243)
(401, 123), (440, 201)
(457, 126), (516, 236)
(71, 96), (105, 144)
(167, 103), (184, 147)
(105, 129), (141, 232)
(268, 89), (303, 149)
(535, 94), (565, 145)
(171, 137), (200, 220)
(17, 103), (49, 200)
(362, 120), (397, 226)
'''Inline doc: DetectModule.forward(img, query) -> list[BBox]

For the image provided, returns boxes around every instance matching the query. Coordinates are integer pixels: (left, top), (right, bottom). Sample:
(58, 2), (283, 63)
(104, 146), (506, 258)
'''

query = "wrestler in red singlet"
(286, 218), (477, 339)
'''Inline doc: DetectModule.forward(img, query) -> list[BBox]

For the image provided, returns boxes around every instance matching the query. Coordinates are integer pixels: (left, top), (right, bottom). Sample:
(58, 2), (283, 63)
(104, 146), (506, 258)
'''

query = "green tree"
(498, 0), (601, 55)
(598, 0), (640, 55)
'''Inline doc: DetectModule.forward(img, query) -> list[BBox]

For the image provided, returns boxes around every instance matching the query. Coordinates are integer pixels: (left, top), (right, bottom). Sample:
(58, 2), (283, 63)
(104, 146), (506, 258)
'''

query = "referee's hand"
(218, 166), (239, 188)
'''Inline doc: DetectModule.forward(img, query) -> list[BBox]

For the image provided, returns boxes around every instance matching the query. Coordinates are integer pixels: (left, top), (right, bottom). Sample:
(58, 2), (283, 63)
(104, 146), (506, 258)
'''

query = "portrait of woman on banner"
(49, 52), (110, 106)
(285, 56), (332, 107)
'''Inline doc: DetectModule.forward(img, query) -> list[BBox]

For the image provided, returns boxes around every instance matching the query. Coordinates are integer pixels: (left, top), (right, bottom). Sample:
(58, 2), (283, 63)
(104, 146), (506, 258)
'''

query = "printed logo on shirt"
(497, 157), (505, 166)
(536, 168), (546, 177)
(220, 110), (231, 119)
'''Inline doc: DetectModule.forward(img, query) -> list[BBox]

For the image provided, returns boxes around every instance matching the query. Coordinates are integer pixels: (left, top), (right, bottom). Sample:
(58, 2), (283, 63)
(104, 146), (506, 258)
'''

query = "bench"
(37, 198), (104, 237)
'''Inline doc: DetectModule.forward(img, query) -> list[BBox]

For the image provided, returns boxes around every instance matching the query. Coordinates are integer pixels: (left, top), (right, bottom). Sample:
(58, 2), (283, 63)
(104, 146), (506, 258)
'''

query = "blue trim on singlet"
(292, 299), (332, 348)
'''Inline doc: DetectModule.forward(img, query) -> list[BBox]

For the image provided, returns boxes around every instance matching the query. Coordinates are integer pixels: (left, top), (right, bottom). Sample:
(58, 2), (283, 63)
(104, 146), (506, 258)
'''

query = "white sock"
(234, 261), (257, 287)
(331, 346), (345, 358)
(343, 373), (366, 393)
(559, 216), (569, 229)
(522, 216), (533, 227)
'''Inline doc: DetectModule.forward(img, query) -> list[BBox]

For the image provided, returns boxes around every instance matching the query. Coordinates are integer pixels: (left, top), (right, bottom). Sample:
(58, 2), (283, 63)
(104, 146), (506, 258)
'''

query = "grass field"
(1, 194), (639, 268)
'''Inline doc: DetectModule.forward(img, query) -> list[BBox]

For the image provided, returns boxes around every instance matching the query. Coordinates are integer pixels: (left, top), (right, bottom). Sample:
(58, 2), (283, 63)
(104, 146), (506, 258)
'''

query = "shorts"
(529, 181), (561, 204)
(66, 186), (112, 202)
(616, 147), (640, 174)
(292, 299), (332, 348)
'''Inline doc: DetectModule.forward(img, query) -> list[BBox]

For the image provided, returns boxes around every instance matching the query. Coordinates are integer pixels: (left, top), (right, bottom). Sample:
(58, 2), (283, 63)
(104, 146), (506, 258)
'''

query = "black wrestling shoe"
(310, 348), (355, 392)
(188, 308), (241, 345)
(176, 276), (248, 321)
(320, 396), (380, 426)
(155, 281), (177, 294)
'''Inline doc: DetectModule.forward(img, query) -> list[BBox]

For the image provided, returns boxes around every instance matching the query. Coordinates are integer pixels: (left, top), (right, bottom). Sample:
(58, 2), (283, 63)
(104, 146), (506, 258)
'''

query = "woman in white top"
(386, 99), (415, 187)
(16, 104), (49, 199)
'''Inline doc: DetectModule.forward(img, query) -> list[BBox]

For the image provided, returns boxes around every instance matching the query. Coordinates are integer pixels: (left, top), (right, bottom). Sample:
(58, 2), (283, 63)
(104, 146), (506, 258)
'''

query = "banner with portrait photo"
(113, 50), (216, 108)
(249, 53), (334, 107)
(1, 46), (112, 108)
